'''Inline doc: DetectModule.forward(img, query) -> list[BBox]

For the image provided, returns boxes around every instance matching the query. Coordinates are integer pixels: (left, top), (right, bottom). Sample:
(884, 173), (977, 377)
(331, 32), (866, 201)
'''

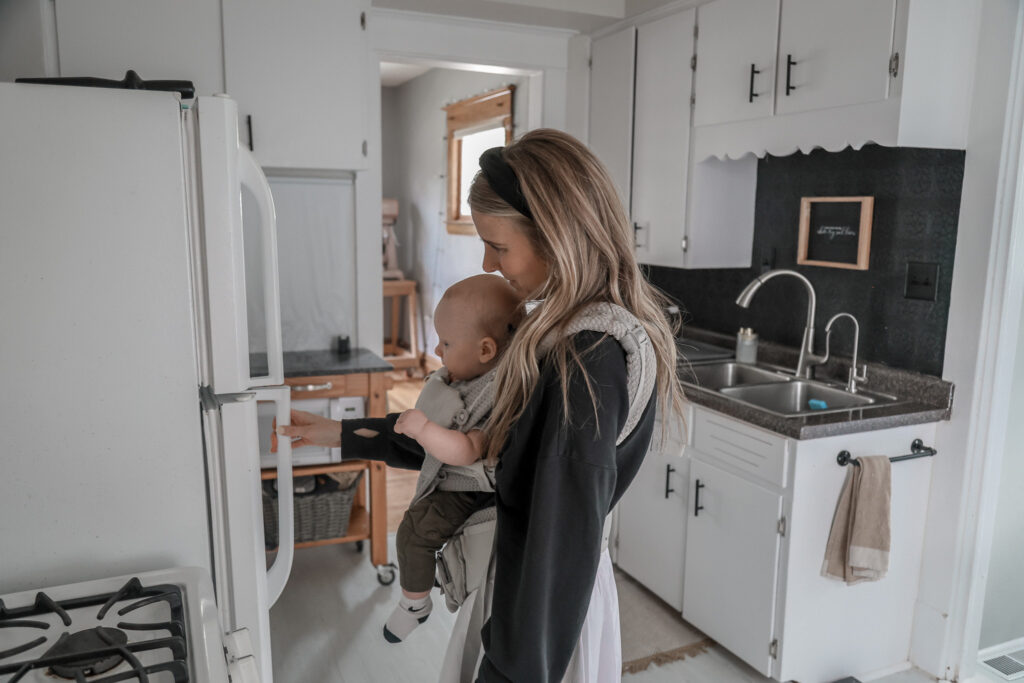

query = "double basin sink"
(679, 361), (901, 418)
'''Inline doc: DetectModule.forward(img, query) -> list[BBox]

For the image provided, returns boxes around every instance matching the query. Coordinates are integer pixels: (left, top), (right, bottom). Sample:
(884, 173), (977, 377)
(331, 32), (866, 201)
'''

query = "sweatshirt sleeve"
(477, 333), (628, 683)
(339, 413), (426, 471)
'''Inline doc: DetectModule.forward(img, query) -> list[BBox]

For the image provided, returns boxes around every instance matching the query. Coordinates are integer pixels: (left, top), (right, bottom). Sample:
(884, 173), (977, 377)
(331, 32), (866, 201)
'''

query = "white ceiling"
(371, 0), (680, 33)
(380, 62), (433, 87)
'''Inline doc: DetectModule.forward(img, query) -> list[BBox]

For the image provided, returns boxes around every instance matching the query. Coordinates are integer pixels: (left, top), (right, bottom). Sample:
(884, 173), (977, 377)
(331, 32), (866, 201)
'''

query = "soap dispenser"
(736, 327), (758, 364)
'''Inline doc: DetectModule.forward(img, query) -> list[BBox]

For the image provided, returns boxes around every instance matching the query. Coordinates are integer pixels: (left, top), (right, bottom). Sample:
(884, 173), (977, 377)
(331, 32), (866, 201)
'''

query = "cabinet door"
(223, 0), (369, 170)
(693, 0), (779, 126)
(683, 457), (783, 677)
(54, 0), (224, 96)
(776, 0), (897, 116)
(631, 9), (695, 268)
(588, 26), (636, 213)
(616, 416), (688, 611)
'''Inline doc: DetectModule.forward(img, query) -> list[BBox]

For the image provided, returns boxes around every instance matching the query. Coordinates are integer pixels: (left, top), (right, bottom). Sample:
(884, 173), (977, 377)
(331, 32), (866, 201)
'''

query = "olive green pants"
(396, 490), (491, 593)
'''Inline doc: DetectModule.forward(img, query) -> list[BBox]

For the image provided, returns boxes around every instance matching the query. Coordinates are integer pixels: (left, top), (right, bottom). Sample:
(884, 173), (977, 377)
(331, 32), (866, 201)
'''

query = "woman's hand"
(394, 408), (429, 440)
(271, 409), (341, 452)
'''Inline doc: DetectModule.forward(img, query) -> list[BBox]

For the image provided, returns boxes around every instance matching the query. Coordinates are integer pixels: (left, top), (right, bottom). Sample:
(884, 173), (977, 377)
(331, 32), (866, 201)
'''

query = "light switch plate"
(905, 261), (939, 301)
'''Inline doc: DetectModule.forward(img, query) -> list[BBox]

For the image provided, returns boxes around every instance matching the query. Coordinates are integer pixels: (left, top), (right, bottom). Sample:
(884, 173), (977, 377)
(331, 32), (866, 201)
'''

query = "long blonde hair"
(469, 129), (686, 463)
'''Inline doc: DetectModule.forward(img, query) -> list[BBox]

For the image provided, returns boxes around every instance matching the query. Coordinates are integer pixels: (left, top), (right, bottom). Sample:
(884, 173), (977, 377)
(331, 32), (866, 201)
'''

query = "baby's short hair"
(441, 274), (522, 348)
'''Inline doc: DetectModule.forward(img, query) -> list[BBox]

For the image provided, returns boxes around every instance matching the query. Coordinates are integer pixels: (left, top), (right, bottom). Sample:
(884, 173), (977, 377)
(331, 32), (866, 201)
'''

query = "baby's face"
(433, 300), (491, 382)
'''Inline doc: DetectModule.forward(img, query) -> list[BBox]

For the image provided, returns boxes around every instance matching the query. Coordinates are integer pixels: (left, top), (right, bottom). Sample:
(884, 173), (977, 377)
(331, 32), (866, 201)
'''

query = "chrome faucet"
(735, 269), (825, 379)
(822, 313), (868, 393)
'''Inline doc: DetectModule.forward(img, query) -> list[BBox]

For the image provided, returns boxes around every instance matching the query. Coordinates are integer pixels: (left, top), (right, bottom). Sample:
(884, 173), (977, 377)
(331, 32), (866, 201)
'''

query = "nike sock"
(383, 595), (432, 643)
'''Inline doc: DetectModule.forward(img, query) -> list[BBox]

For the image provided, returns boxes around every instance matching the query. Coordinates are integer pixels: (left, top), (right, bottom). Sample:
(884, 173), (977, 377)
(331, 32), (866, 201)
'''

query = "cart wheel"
(354, 540), (364, 553)
(377, 564), (397, 586)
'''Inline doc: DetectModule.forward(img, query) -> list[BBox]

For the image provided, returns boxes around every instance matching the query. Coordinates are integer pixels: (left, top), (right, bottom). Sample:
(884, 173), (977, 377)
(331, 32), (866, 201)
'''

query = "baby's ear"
(479, 336), (498, 364)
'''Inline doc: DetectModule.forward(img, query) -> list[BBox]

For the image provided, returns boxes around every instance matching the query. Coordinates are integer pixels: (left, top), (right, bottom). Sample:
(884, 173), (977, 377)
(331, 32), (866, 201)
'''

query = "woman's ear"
(479, 337), (498, 364)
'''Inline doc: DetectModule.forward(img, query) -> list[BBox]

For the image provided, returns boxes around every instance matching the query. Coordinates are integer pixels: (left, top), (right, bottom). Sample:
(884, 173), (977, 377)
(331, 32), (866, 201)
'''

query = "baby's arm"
(393, 409), (483, 467)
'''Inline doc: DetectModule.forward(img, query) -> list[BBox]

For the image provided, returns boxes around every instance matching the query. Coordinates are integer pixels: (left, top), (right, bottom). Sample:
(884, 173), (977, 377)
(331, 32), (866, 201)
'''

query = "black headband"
(478, 147), (533, 220)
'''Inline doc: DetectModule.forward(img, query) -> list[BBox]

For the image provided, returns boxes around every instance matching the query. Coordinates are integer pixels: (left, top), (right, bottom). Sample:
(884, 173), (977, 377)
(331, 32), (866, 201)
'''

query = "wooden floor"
(384, 372), (424, 533)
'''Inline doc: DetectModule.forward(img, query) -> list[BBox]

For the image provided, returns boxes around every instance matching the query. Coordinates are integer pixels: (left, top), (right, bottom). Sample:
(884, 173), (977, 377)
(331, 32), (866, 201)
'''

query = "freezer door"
(206, 385), (293, 683)
(191, 95), (284, 393)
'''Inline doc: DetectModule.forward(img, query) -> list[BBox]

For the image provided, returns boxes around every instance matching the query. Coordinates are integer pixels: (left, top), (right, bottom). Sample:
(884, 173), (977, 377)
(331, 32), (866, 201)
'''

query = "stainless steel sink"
(719, 381), (889, 417)
(681, 362), (790, 390)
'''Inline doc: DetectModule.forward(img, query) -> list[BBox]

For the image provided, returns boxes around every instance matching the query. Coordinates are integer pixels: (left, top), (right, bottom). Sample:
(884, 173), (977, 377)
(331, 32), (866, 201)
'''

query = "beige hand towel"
(822, 455), (892, 584)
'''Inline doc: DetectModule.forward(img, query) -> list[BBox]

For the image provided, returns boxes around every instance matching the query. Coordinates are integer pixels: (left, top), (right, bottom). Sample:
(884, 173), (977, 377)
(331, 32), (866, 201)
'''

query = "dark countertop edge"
(249, 348), (394, 378)
(683, 386), (950, 440)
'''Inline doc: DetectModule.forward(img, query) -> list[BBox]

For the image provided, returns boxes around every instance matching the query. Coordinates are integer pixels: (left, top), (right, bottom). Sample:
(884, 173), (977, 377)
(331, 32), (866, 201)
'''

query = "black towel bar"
(836, 439), (937, 467)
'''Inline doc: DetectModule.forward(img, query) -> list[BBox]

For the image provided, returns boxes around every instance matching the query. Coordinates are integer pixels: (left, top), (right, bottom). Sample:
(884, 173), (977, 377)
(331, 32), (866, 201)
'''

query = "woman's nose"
(482, 252), (498, 273)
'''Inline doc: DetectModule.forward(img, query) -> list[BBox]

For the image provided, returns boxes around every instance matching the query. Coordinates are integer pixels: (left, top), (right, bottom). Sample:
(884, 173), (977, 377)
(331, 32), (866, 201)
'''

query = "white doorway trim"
(923, 1), (1024, 679)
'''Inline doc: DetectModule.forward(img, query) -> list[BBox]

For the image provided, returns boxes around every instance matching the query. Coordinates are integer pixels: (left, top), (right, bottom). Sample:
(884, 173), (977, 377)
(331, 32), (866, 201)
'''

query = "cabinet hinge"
(588, 57), (593, 69)
(693, 23), (698, 39)
(777, 516), (786, 537)
(769, 639), (779, 659)
(681, 236), (689, 252)
(360, 11), (366, 30)
(690, 54), (697, 71)
(362, 140), (368, 157)
(889, 51), (900, 78)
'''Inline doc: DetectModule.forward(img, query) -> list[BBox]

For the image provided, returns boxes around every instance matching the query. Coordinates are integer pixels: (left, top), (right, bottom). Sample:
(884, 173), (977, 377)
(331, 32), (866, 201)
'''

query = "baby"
(384, 273), (521, 643)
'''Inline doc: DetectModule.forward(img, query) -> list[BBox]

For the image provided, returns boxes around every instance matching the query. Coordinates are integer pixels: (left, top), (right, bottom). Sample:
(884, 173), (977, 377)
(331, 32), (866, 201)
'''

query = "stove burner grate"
(0, 577), (190, 683)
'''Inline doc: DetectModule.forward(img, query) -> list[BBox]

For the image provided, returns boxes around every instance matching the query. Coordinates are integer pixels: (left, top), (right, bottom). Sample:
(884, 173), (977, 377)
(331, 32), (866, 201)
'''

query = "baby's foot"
(382, 595), (432, 643)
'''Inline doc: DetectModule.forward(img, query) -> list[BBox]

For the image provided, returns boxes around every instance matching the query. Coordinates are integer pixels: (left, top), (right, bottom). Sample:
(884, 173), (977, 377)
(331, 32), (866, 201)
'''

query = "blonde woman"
(279, 129), (686, 682)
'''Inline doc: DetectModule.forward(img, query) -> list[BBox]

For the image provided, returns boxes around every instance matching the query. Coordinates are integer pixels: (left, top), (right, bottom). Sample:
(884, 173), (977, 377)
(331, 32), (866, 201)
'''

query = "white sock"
(383, 595), (432, 643)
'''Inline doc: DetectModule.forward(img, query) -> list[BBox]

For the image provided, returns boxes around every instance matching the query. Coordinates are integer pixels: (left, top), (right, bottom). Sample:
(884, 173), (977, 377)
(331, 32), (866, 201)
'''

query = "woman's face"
(473, 212), (549, 300)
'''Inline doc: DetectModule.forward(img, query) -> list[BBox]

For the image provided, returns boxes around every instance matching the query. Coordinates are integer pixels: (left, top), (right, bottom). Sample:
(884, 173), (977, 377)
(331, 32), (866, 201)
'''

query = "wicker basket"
(262, 471), (364, 549)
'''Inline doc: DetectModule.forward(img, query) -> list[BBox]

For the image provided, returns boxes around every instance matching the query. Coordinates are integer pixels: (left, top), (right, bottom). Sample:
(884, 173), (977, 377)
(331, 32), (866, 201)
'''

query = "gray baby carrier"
(434, 302), (657, 681)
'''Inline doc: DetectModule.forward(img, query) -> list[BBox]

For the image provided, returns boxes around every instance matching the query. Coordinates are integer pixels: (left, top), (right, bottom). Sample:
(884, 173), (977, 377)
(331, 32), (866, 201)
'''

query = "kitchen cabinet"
(679, 406), (937, 682)
(589, 10), (757, 269)
(52, 0), (224, 96)
(692, 0), (779, 127)
(588, 25), (635, 211)
(775, 0), (897, 116)
(691, 0), (975, 157)
(615, 408), (690, 611)
(222, 0), (370, 170)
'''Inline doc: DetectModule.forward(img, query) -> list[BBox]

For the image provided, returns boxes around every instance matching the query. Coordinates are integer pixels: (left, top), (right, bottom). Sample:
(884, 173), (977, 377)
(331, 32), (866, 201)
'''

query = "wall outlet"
(905, 261), (939, 301)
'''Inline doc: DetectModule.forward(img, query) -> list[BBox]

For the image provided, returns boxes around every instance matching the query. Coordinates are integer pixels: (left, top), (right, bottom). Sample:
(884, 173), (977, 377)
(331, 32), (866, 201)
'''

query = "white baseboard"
(978, 635), (1024, 660)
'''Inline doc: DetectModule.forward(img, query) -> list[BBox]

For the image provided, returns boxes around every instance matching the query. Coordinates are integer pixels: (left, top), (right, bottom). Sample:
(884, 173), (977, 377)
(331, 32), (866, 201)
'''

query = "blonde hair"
(469, 129), (686, 463)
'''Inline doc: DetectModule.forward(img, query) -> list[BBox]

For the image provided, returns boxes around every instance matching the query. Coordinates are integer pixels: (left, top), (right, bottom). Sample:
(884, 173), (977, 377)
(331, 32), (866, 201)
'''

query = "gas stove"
(0, 568), (237, 683)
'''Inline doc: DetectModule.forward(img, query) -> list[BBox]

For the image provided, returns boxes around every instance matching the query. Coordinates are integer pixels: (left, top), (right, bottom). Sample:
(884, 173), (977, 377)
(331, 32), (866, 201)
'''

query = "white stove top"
(0, 568), (230, 683)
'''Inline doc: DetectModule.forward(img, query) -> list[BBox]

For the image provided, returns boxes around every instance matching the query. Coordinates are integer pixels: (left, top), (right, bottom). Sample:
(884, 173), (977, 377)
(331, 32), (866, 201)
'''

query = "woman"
(279, 129), (686, 682)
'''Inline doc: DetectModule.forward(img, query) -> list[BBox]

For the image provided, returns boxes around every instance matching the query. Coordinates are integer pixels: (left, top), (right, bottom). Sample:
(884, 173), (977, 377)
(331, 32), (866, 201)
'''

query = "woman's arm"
(476, 333), (629, 683)
(394, 409), (483, 466)
(274, 408), (426, 471)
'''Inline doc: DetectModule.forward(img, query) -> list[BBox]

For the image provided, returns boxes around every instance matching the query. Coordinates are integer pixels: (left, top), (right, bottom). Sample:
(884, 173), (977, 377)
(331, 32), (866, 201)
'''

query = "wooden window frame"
(443, 85), (514, 235)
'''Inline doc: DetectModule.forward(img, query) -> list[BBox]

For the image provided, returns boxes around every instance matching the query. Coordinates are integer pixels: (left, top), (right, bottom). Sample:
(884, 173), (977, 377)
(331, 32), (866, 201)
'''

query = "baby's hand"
(395, 409), (430, 439)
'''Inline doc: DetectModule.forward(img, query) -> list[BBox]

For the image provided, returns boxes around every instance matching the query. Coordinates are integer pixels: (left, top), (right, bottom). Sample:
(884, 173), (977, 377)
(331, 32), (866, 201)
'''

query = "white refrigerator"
(0, 82), (295, 683)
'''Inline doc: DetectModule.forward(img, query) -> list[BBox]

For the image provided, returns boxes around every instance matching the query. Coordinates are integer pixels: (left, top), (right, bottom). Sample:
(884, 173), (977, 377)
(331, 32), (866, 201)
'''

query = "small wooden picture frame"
(797, 196), (874, 270)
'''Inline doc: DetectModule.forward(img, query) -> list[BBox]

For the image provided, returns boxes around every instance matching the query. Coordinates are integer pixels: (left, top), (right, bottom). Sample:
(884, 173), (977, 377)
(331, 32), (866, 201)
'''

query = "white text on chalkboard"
(817, 225), (857, 240)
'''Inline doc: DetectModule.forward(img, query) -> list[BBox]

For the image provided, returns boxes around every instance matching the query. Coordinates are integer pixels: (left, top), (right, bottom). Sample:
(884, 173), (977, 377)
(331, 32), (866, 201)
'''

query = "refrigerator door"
(0, 82), (214, 592)
(205, 385), (292, 683)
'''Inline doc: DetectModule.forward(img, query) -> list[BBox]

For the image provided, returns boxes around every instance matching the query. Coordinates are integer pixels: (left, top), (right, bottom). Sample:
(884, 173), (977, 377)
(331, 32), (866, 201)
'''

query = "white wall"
(381, 68), (529, 354)
(979, 289), (1024, 649)
(0, 0), (57, 82)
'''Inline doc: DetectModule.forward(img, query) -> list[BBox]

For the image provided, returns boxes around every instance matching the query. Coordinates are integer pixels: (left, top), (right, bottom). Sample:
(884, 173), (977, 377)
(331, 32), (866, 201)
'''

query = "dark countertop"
(249, 348), (393, 378)
(677, 328), (954, 440)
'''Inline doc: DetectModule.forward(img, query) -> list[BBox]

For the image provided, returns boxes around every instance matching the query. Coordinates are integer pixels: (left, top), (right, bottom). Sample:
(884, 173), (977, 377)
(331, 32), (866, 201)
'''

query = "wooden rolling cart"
(262, 365), (397, 585)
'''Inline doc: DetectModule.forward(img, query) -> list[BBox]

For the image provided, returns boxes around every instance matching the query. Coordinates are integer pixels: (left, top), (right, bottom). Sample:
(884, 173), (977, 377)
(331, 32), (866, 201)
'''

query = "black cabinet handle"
(785, 54), (797, 96)
(246, 115), (254, 152)
(694, 479), (705, 516)
(665, 464), (676, 499)
(749, 63), (760, 103)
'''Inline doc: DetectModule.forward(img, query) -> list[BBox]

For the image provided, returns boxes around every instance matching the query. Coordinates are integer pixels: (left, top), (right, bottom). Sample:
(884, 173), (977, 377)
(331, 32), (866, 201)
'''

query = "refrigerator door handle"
(238, 148), (284, 388)
(256, 385), (294, 606)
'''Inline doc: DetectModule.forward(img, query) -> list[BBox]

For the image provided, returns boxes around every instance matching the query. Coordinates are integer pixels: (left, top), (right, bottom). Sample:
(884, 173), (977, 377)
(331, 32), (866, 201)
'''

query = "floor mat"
(615, 568), (714, 674)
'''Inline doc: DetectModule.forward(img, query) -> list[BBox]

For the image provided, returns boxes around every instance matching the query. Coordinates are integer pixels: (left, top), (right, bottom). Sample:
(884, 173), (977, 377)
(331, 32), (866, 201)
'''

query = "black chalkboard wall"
(645, 145), (965, 377)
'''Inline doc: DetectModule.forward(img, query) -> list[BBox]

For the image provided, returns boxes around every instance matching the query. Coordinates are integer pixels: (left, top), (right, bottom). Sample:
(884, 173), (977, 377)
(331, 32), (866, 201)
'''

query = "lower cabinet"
(683, 458), (783, 676)
(619, 404), (938, 682)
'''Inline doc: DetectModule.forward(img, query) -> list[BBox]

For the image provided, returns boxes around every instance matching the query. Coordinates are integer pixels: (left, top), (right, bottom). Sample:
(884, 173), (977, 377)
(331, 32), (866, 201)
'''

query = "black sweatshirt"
(340, 331), (656, 682)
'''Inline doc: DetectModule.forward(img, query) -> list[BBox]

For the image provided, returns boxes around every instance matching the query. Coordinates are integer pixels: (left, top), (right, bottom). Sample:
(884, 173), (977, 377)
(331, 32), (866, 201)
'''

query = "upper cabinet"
(588, 26), (636, 212)
(692, 0), (975, 159)
(775, 0), (896, 116)
(223, 0), (370, 170)
(692, 0), (779, 127)
(52, 0), (224, 97)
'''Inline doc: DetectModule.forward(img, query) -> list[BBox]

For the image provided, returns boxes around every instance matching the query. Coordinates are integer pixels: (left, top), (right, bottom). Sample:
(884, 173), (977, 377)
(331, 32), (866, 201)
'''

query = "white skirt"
(438, 548), (622, 683)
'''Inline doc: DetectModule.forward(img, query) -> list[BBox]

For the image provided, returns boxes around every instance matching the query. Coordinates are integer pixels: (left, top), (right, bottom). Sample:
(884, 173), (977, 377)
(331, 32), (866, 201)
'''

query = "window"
(443, 85), (515, 235)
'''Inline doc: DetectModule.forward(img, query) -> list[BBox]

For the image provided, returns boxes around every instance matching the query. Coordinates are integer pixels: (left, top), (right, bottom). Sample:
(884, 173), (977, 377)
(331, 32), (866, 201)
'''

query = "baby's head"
(433, 274), (522, 382)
